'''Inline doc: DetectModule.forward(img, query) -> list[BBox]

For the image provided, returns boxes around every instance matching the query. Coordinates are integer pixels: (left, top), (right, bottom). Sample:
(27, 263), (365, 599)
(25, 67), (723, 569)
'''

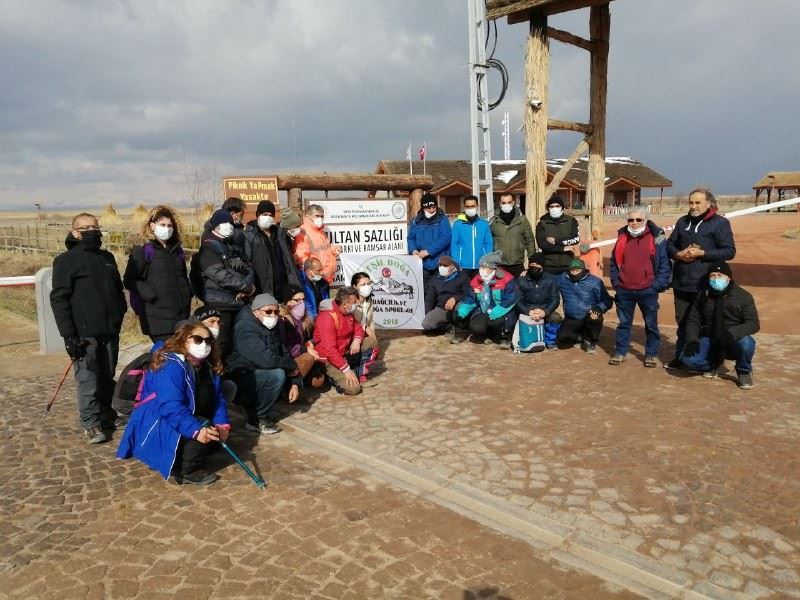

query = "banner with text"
(339, 254), (424, 330)
(313, 199), (408, 224)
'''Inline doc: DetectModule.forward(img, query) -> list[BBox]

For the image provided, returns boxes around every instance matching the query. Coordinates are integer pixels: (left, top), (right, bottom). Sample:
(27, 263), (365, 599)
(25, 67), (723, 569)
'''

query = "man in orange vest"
(292, 204), (341, 284)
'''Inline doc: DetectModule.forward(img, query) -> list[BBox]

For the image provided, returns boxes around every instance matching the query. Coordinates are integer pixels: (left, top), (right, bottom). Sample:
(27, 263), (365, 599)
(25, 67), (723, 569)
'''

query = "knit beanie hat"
(529, 252), (545, 267)
(279, 207), (302, 230)
(192, 306), (221, 322)
(547, 196), (565, 208)
(256, 200), (276, 216)
(282, 284), (305, 304)
(569, 258), (586, 271)
(251, 293), (278, 310)
(210, 209), (234, 228)
(421, 193), (437, 209)
(707, 262), (733, 278)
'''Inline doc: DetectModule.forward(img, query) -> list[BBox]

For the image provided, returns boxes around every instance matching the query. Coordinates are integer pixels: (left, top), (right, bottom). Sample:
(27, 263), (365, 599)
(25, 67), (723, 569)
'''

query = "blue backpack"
(512, 315), (546, 353)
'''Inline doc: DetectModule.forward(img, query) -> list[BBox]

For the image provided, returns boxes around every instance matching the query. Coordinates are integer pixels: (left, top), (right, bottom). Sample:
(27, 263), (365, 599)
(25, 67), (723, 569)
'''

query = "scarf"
(498, 209), (515, 226)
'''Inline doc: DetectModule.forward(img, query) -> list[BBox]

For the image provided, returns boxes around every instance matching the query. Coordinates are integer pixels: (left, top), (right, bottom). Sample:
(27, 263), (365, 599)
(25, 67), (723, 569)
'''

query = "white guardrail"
(0, 275), (36, 287)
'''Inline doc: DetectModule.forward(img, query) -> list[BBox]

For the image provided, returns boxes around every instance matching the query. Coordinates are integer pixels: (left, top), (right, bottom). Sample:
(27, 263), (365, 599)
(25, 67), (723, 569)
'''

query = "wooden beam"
(586, 4), (610, 231)
(547, 118), (593, 134)
(544, 136), (590, 204)
(499, 0), (613, 23)
(547, 26), (593, 51)
(524, 12), (549, 237)
(275, 173), (433, 191)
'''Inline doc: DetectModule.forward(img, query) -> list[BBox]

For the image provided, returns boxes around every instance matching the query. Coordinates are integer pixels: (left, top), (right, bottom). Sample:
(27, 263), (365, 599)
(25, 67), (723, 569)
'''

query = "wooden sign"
(223, 176), (279, 203)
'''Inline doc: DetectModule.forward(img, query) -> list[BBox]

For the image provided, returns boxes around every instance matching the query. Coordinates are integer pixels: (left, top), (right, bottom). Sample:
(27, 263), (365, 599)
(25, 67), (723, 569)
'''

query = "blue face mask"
(709, 277), (730, 292)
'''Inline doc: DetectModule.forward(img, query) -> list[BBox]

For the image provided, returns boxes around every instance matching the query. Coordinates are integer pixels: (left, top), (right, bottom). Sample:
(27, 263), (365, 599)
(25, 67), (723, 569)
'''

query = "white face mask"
(153, 224), (173, 241)
(288, 228), (301, 238)
(358, 284), (372, 298)
(261, 315), (279, 329)
(438, 266), (451, 277)
(627, 225), (646, 237)
(424, 209), (437, 219)
(500, 203), (514, 214)
(187, 341), (211, 360)
(216, 222), (234, 238)
(312, 216), (324, 228)
(257, 215), (274, 229)
(207, 326), (219, 339)
(464, 207), (478, 218)
(309, 273), (323, 282)
(548, 207), (563, 219)
(479, 269), (495, 282)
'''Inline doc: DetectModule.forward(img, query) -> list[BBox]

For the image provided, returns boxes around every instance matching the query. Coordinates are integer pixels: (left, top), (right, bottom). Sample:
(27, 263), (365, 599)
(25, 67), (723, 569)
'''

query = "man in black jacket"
(681, 262), (758, 389)
(535, 196), (580, 274)
(421, 255), (472, 343)
(226, 293), (300, 434)
(243, 200), (300, 301)
(50, 213), (127, 444)
(515, 253), (562, 324)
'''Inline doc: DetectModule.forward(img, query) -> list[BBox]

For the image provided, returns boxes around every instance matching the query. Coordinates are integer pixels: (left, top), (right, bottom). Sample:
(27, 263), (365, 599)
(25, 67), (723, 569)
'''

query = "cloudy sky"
(1, 0), (798, 209)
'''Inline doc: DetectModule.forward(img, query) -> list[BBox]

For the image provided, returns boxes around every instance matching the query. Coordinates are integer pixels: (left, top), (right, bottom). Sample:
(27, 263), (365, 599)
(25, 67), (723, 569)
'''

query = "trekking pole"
(201, 421), (266, 490)
(45, 358), (75, 415)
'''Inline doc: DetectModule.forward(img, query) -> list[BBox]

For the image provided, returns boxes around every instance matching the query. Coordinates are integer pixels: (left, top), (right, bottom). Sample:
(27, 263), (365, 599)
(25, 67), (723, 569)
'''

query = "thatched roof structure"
(753, 172), (800, 190)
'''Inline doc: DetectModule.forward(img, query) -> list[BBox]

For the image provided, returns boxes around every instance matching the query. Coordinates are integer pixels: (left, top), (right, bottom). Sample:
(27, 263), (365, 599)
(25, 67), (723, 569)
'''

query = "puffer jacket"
(610, 220), (672, 293)
(425, 262), (472, 313)
(458, 269), (517, 319)
(667, 208), (736, 292)
(226, 307), (297, 373)
(685, 282), (760, 342)
(313, 301), (365, 372)
(558, 271), (613, 319)
(116, 353), (229, 479)
(535, 212), (580, 272)
(450, 213), (493, 270)
(489, 209), (536, 266)
(190, 232), (254, 310)
(292, 216), (339, 284)
(515, 270), (560, 316)
(407, 208), (452, 271)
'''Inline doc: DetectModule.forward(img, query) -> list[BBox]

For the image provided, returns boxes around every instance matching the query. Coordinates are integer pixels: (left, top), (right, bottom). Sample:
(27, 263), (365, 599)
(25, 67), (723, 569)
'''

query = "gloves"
(488, 306), (506, 321)
(683, 340), (700, 357)
(65, 336), (86, 361)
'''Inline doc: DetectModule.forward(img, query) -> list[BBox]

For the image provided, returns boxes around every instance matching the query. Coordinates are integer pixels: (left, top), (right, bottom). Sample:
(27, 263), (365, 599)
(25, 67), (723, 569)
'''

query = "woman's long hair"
(140, 204), (182, 244)
(150, 322), (223, 375)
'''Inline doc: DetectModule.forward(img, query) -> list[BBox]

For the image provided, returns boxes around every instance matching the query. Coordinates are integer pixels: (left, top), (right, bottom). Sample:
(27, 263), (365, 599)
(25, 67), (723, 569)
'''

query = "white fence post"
(34, 267), (66, 354)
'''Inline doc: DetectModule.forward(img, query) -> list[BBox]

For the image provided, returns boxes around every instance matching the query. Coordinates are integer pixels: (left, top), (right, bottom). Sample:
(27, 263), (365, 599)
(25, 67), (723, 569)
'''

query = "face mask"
(262, 315), (279, 329)
(309, 273), (323, 282)
(627, 225), (646, 237)
(479, 269), (495, 282)
(528, 266), (543, 277)
(568, 271), (584, 282)
(187, 341), (211, 360)
(257, 215), (274, 229)
(206, 326), (220, 339)
(80, 229), (102, 247)
(464, 207), (478, 218)
(500, 203), (514, 214)
(344, 304), (356, 314)
(312, 217), (324, 228)
(288, 228), (302, 238)
(424, 209), (436, 219)
(709, 277), (730, 292)
(438, 266), (451, 277)
(358, 284), (372, 298)
(216, 222), (234, 238)
(549, 207), (563, 219)
(290, 302), (306, 319)
(153, 224), (173, 241)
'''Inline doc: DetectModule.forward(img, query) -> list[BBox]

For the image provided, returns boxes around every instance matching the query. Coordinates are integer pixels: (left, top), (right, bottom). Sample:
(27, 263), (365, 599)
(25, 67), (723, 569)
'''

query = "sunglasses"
(189, 334), (213, 345)
(260, 308), (279, 315)
(627, 218), (644, 223)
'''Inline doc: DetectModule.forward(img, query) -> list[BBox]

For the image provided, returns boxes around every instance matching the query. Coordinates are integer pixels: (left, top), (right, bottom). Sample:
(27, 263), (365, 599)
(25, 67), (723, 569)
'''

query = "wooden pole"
(544, 136), (590, 204)
(524, 11), (549, 233)
(587, 4), (610, 232)
(287, 187), (302, 212)
(276, 173), (432, 192)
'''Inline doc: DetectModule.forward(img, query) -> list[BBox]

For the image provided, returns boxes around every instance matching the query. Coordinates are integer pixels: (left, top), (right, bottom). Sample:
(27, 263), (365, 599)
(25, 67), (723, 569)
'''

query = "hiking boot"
(546, 344), (558, 351)
(250, 420), (281, 435)
(608, 354), (625, 366)
(85, 426), (107, 444)
(450, 330), (468, 344)
(644, 356), (658, 368)
(737, 371), (754, 389)
(177, 470), (219, 486)
(702, 369), (719, 379)
(664, 358), (685, 371)
(581, 340), (596, 354)
(497, 338), (512, 350)
(483, 337), (495, 346)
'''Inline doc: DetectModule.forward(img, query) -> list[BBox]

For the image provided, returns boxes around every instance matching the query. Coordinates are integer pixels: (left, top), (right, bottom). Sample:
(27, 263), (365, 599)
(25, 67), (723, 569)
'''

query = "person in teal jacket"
(450, 194), (493, 280)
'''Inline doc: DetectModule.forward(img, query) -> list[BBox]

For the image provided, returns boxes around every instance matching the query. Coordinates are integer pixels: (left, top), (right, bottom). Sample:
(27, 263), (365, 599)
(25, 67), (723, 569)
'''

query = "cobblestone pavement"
(0, 373), (635, 599)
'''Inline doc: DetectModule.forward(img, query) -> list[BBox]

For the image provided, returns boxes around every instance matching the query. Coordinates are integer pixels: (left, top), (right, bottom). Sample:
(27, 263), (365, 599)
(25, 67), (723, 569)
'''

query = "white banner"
(327, 223), (407, 255)
(339, 254), (425, 330)
(313, 199), (408, 224)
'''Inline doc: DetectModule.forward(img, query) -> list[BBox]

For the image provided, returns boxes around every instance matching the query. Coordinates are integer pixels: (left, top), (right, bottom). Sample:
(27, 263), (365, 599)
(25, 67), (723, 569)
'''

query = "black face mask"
(528, 266), (543, 278)
(568, 271), (584, 282)
(79, 230), (102, 248)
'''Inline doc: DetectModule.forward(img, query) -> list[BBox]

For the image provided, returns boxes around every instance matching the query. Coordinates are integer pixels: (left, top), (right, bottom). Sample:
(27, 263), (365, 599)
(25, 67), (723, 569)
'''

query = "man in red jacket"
(313, 286), (365, 395)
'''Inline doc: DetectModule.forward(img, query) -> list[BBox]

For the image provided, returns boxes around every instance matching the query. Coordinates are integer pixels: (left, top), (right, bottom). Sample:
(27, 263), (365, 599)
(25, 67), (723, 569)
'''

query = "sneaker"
(737, 372), (753, 389)
(608, 355), (625, 365)
(702, 369), (719, 379)
(497, 338), (512, 350)
(483, 337), (495, 346)
(664, 358), (685, 371)
(581, 340), (596, 354)
(644, 356), (658, 368)
(177, 470), (219, 486)
(450, 330), (468, 344)
(546, 344), (557, 351)
(84, 426), (107, 444)
(256, 420), (282, 435)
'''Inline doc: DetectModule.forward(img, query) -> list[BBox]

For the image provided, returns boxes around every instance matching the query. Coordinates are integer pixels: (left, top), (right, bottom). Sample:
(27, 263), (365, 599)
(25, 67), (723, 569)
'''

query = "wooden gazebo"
(753, 172), (800, 205)
(486, 0), (615, 231)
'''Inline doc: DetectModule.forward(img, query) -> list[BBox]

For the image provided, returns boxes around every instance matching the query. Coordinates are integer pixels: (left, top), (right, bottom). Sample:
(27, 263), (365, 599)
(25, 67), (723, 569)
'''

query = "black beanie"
(257, 200), (276, 216)
(282, 284), (305, 303)
(547, 196), (565, 208)
(707, 262), (733, 278)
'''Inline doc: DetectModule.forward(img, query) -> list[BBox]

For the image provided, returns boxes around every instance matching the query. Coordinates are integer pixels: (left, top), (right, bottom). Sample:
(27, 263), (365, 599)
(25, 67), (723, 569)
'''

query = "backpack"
(511, 315), (546, 353)
(112, 352), (156, 422)
(129, 243), (186, 315)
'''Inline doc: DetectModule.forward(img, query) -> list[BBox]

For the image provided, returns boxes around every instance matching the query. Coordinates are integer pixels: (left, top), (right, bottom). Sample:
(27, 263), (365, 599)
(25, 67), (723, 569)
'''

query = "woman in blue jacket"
(117, 322), (231, 486)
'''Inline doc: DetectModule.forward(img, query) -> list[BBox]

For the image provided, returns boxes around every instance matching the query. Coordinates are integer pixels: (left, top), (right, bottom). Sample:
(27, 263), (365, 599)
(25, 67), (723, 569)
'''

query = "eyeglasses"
(627, 218), (644, 223)
(188, 334), (213, 345)
(260, 308), (279, 315)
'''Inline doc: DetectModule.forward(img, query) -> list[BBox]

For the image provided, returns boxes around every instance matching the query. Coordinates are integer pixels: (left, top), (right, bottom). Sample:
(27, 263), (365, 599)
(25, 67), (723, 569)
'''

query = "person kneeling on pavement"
(226, 294), (301, 434)
(515, 252), (562, 338)
(313, 287), (365, 395)
(116, 322), (231, 486)
(680, 262), (759, 389)
(456, 250), (518, 348)
(422, 255), (472, 343)
(557, 258), (613, 353)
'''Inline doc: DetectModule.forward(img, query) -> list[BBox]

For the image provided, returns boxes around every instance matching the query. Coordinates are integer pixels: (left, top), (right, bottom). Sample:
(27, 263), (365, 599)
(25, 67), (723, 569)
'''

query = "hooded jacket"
(116, 352), (230, 479)
(558, 271), (613, 319)
(123, 239), (192, 337)
(515, 269), (560, 316)
(292, 216), (339, 284)
(190, 232), (254, 310)
(535, 212), (580, 272)
(667, 207), (736, 292)
(407, 208), (452, 271)
(313, 301), (365, 372)
(226, 307), (297, 373)
(685, 281), (760, 342)
(450, 213), (493, 270)
(50, 233), (127, 339)
(489, 208), (536, 266)
(243, 220), (300, 296)
(610, 220), (671, 293)
(458, 269), (517, 319)
(425, 261), (472, 313)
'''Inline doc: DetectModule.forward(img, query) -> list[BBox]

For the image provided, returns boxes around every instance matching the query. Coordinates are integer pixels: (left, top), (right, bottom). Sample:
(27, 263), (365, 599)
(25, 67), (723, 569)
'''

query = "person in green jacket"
(489, 193), (536, 278)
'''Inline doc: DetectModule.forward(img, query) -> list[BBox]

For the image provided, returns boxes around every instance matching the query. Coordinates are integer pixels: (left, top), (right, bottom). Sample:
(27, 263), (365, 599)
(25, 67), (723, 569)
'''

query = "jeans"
(673, 290), (698, 359)
(680, 336), (756, 373)
(231, 368), (286, 422)
(73, 335), (119, 429)
(614, 289), (661, 357)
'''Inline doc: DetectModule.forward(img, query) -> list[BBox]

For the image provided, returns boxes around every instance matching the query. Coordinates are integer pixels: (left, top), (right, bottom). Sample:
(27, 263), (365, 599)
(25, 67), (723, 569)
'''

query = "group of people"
(416, 188), (759, 390)
(49, 187), (759, 485)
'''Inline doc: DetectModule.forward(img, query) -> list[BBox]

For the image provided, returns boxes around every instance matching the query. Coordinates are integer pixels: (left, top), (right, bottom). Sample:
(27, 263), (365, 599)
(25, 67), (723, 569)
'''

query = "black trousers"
(175, 438), (213, 477)
(556, 314), (604, 347)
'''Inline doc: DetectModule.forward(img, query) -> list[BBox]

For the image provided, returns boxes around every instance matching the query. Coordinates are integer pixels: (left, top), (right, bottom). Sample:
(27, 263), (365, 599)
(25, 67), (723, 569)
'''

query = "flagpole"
(423, 141), (427, 175)
(407, 142), (413, 175)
